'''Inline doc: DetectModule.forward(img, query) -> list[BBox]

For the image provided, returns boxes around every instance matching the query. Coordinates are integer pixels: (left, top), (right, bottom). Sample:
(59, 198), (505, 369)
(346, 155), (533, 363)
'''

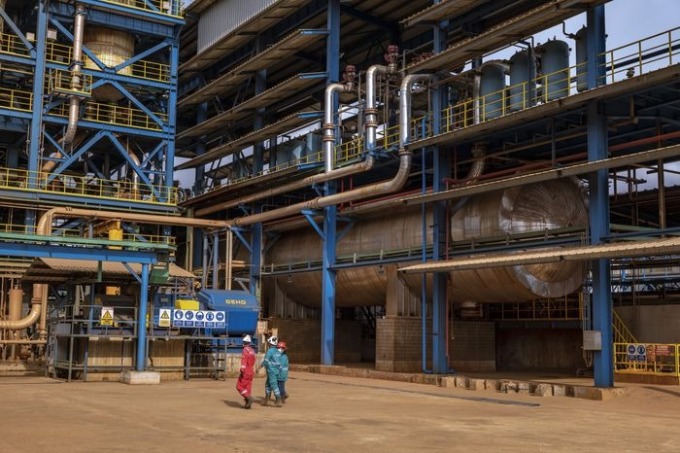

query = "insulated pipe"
(0, 208), (229, 333)
(63, 4), (86, 147)
(229, 72), (426, 227)
(323, 65), (356, 172)
(365, 65), (390, 150)
(400, 74), (431, 147)
(195, 155), (375, 216)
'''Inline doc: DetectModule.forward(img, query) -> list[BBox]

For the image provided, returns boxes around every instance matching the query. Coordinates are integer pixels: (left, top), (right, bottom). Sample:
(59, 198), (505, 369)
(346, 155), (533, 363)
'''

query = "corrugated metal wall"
(198, 0), (277, 53)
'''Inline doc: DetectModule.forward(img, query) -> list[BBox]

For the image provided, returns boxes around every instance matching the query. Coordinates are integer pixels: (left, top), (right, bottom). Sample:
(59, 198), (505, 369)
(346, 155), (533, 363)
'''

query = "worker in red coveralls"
(236, 334), (256, 409)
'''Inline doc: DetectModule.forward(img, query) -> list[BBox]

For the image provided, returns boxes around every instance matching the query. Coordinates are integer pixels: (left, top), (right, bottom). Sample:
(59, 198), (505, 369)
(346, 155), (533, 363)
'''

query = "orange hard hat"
(277, 341), (287, 349)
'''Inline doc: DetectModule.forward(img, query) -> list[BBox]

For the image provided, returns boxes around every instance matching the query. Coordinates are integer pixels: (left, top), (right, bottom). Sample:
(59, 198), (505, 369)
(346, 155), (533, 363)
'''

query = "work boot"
(282, 393), (288, 403)
(262, 393), (270, 406)
(244, 397), (252, 409)
(274, 397), (282, 408)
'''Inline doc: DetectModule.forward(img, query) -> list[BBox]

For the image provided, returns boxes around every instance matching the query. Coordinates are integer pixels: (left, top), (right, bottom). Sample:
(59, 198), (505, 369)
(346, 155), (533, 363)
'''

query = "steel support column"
(431, 2), (449, 374)
(586, 5), (613, 388)
(249, 38), (267, 301)
(321, 0), (341, 365)
(26, 0), (48, 228)
(136, 263), (150, 372)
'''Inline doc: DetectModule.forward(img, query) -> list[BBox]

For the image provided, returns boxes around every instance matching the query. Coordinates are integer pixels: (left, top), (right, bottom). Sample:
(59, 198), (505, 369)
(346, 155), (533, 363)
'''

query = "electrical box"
(583, 330), (602, 351)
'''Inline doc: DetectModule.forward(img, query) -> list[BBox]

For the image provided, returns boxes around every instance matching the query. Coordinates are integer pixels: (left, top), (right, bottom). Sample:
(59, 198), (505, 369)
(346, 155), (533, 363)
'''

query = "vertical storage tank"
(84, 27), (134, 101)
(574, 27), (589, 92)
(480, 62), (507, 120)
(540, 40), (570, 101)
(509, 49), (536, 112)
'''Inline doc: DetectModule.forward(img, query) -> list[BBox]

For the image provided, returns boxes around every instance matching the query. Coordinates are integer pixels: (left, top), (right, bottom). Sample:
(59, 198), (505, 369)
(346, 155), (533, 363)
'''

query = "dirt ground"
(0, 372), (679, 453)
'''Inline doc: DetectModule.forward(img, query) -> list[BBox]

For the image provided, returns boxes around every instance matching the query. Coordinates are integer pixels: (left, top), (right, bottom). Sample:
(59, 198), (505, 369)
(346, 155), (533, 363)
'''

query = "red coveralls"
(236, 344), (256, 399)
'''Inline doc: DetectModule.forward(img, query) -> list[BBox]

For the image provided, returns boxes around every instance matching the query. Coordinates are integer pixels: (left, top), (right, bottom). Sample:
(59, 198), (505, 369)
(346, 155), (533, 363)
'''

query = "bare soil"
(0, 372), (678, 453)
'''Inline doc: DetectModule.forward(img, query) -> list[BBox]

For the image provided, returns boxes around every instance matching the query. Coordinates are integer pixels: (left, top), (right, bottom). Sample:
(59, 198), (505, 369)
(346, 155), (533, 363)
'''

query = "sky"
(174, 0), (680, 190)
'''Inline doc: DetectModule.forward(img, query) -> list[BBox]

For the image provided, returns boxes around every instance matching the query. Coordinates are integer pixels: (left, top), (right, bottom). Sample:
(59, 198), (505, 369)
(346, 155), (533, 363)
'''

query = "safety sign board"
(158, 308), (172, 327)
(172, 309), (225, 329)
(101, 307), (114, 326)
(627, 343), (647, 361)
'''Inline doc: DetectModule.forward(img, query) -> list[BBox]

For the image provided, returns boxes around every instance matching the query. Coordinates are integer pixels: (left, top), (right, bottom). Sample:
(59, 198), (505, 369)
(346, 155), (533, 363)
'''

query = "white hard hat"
(243, 335), (252, 343)
(267, 336), (278, 346)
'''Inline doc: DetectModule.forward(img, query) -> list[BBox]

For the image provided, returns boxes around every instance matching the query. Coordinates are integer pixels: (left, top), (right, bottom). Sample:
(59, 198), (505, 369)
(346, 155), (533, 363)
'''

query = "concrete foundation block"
(454, 376), (467, 388)
(500, 381), (517, 393)
(467, 378), (485, 391)
(552, 385), (567, 397)
(441, 376), (457, 388)
(120, 371), (161, 385)
(534, 383), (553, 397)
(516, 382), (531, 394)
(484, 379), (500, 391)
(573, 386), (625, 401)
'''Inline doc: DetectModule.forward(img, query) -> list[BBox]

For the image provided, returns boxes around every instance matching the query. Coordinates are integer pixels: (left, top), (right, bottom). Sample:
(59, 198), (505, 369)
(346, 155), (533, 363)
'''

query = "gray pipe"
(230, 73), (429, 227)
(62, 3), (86, 147)
(400, 74), (431, 147)
(323, 83), (351, 172)
(365, 65), (389, 150)
(195, 154), (374, 216)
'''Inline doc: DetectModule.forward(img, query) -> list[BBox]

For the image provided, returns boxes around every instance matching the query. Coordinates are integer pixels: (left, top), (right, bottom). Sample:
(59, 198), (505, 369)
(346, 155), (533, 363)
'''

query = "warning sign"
(158, 308), (171, 328)
(101, 307), (114, 326)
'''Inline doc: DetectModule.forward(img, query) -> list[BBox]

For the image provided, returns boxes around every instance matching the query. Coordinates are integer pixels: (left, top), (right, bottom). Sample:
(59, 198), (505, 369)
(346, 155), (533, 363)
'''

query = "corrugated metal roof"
(399, 237), (680, 273)
(38, 258), (196, 278)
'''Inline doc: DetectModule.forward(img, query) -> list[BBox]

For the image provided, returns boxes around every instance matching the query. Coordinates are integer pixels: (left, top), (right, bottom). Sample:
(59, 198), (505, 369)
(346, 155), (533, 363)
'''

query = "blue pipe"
(136, 263), (149, 372)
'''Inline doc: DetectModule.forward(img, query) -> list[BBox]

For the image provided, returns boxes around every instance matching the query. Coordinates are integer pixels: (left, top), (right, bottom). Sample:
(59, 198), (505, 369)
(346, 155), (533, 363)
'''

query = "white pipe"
(323, 83), (352, 173)
(400, 74), (431, 147)
(62, 3), (86, 147)
(365, 65), (389, 150)
(229, 73), (430, 227)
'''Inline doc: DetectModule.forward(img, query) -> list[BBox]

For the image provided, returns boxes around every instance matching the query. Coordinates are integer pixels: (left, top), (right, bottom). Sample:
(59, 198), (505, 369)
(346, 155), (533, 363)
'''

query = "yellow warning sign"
(101, 307), (114, 326)
(159, 308), (171, 328)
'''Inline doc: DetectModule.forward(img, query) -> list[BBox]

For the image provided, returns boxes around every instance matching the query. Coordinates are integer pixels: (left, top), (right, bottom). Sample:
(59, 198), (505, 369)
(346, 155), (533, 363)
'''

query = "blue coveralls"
(277, 351), (289, 399)
(263, 346), (281, 398)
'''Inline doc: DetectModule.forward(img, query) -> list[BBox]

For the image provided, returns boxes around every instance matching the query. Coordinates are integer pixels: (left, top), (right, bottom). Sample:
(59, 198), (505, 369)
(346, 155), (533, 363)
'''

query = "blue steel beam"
(430, 2), (449, 375)
(586, 5), (613, 389)
(45, 62), (171, 91)
(136, 263), (150, 371)
(44, 131), (106, 183)
(0, 54), (34, 66)
(0, 189), (176, 213)
(0, 242), (157, 263)
(165, 29), (181, 184)
(320, 0), (341, 366)
(69, 0), (184, 26)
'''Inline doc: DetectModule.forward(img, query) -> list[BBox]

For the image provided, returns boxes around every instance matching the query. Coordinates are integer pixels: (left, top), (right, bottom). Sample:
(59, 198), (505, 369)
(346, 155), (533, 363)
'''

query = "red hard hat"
(277, 341), (287, 349)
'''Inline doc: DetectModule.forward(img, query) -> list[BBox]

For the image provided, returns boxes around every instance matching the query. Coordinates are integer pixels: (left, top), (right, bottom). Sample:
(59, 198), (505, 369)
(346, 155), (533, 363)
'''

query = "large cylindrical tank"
(574, 26), (589, 92)
(480, 62), (506, 120)
(264, 179), (587, 307)
(540, 40), (570, 101)
(509, 49), (536, 112)
(449, 178), (586, 302)
(84, 27), (134, 101)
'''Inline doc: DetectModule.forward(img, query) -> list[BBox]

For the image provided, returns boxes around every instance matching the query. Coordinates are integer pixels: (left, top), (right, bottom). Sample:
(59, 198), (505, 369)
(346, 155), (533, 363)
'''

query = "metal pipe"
(0, 339), (47, 345)
(366, 65), (389, 149)
(63, 4), (86, 147)
(195, 155), (375, 216)
(230, 72), (428, 227)
(0, 207), (230, 333)
(400, 74), (431, 147)
(323, 65), (355, 173)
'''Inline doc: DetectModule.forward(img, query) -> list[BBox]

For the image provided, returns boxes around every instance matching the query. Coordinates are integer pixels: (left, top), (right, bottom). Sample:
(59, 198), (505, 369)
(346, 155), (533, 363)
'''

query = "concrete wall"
(450, 321), (496, 372)
(496, 328), (583, 371)
(615, 305), (680, 343)
(376, 316), (422, 372)
(269, 318), (363, 363)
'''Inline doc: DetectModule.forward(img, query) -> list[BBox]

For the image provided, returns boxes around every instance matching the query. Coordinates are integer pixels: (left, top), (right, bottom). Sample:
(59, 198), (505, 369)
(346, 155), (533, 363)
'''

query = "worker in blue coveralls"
(276, 341), (289, 403)
(257, 335), (282, 407)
